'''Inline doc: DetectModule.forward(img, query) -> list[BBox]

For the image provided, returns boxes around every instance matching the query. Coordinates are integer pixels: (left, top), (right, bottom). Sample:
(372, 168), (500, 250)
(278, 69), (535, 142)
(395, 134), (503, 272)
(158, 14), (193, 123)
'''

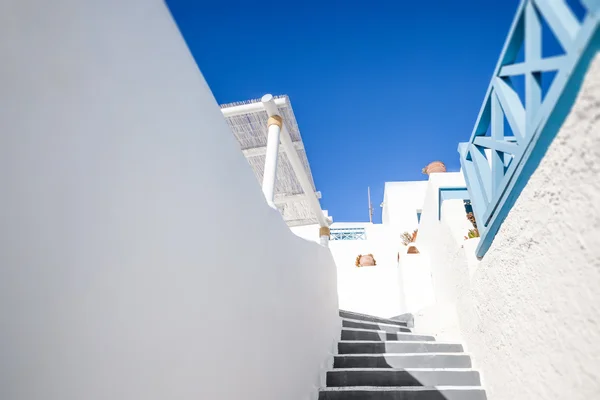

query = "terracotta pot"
(422, 161), (446, 175)
(358, 254), (376, 267)
(407, 245), (420, 254)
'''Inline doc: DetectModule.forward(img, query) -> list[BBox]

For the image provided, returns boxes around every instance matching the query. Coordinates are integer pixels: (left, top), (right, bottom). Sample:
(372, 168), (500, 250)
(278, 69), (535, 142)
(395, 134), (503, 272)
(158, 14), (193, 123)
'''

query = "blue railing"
(459, 0), (599, 257)
(330, 227), (367, 241)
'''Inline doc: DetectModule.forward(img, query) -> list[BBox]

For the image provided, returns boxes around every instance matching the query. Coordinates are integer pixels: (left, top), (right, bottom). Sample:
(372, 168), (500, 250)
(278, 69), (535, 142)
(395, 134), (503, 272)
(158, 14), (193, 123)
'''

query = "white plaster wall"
(381, 181), (428, 228)
(415, 173), (469, 254)
(292, 177), (469, 321)
(332, 224), (405, 319)
(402, 173), (474, 341)
(292, 223), (406, 318)
(0, 2), (340, 400)
(457, 54), (600, 400)
(398, 254), (435, 316)
(336, 264), (405, 318)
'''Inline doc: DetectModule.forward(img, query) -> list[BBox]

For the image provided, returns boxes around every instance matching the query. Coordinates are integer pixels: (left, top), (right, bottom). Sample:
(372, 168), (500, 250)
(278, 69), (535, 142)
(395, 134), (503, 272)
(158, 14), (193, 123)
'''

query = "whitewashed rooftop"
(220, 95), (322, 227)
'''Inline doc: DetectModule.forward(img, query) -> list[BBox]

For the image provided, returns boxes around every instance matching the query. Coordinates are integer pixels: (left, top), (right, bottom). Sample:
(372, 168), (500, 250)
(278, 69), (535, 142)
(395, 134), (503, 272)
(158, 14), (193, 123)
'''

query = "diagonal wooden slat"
(473, 136), (519, 155)
(482, 156), (521, 226)
(490, 91), (508, 199)
(533, 0), (580, 51)
(470, 144), (492, 203)
(460, 156), (488, 227)
(493, 78), (526, 142)
(525, 1), (543, 134)
(499, 55), (566, 76)
(581, 0), (600, 13)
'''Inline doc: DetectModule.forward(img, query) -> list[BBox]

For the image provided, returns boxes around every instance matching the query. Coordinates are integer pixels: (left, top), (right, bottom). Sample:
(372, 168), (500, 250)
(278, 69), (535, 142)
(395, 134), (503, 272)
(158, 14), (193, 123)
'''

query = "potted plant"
(465, 228), (480, 239)
(464, 212), (480, 240)
(401, 229), (419, 254)
(422, 161), (446, 175)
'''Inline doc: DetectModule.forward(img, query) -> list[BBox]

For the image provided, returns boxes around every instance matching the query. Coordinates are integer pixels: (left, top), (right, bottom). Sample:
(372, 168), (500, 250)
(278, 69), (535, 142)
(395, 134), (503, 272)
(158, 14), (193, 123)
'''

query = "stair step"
(342, 328), (434, 342)
(334, 354), (472, 369)
(338, 341), (463, 355)
(342, 319), (412, 333)
(327, 368), (481, 387)
(319, 386), (487, 400)
(339, 310), (409, 327)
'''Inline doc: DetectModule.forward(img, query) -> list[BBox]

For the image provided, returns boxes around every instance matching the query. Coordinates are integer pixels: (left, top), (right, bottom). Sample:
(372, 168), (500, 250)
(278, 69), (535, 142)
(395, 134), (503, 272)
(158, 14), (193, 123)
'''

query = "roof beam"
(221, 97), (288, 118)
(242, 141), (304, 158)
(274, 192), (322, 205)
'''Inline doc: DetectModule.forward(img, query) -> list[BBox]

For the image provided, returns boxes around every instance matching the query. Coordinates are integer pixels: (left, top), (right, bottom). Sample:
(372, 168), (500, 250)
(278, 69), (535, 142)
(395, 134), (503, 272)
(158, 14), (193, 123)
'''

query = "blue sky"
(167, 0), (529, 222)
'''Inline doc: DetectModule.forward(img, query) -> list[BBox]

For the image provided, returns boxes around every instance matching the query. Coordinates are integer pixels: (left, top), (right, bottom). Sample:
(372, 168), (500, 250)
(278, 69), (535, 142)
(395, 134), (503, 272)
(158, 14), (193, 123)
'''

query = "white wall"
(415, 172), (470, 256)
(399, 254), (436, 317)
(291, 179), (453, 320)
(395, 173), (471, 337)
(332, 224), (405, 318)
(381, 181), (428, 229)
(456, 54), (600, 400)
(0, 2), (340, 400)
(292, 223), (406, 318)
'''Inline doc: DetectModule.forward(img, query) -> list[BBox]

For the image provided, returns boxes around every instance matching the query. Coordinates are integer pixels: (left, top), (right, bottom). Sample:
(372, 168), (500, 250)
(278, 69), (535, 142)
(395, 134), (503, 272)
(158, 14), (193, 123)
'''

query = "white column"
(261, 115), (282, 208)
(319, 226), (330, 248)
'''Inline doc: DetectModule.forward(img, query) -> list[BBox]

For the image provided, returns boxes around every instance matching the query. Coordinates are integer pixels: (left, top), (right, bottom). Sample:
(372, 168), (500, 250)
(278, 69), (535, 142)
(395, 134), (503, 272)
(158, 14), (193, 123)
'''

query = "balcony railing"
(459, 0), (599, 257)
(330, 228), (367, 241)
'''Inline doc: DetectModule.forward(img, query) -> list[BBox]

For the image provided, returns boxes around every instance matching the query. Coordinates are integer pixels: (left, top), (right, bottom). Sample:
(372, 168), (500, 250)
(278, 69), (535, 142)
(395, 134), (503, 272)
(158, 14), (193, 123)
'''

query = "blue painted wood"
(467, 2), (527, 145)
(458, 0), (599, 257)
(493, 77), (526, 141)
(477, 19), (599, 257)
(582, 0), (600, 13)
(457, 142), (469, 159)
(533, 0), (579, 49)
(490, 92), (506, 199)
(458, 145), (488, 227)
(473, 136), (519, 155)
(481, 158), (520, 226)
(499, 55), (566, 76)
(525, 1), (542, 132)
(469, 144), (492, 203)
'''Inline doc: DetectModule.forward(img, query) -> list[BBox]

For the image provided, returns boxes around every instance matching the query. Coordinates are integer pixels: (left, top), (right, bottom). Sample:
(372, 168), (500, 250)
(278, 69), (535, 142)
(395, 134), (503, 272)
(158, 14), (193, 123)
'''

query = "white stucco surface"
(381, 181), (428, 229)
(398, 173), (472, 341)
(292, 223), (406, 318)
(458, 55), (600, 399)
(0, 2), (340, 400)
(293, 182), (437, 319)
(398, 254), (435, 316)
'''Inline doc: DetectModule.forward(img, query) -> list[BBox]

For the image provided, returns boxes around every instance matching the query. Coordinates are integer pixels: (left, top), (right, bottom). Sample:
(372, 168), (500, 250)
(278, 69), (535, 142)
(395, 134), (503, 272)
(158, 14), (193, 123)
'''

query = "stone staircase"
(319, 310), (487, 400)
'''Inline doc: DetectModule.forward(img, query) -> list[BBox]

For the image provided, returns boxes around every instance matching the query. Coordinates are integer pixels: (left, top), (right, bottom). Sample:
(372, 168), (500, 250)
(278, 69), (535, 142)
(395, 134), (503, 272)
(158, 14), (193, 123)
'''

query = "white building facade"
(1, 1), (600, 400)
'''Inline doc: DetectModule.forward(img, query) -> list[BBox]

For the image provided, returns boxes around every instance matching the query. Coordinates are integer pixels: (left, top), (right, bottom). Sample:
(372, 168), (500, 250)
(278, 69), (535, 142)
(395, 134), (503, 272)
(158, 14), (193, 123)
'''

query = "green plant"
(466, 228), (480, 239)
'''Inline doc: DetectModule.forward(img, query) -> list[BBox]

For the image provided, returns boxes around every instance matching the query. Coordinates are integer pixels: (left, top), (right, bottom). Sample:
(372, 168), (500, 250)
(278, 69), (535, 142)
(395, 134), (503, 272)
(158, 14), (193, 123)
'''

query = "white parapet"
(0, 3), (340, 400)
